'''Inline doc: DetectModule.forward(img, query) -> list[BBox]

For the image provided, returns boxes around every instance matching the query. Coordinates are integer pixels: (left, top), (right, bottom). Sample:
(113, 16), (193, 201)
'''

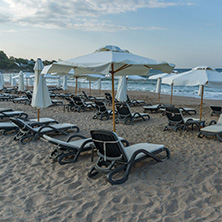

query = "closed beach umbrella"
(162, 66), (222, 120)
(18, 71), (25, 92)
(44, 45), (175, 131)
(116, 76), (127, 102)
(0, 72), (4, 90)
(62, 75), (68, 91)
(149, 72), (177, 101)
(32, 58), (52, 121)
(11, 75), (17, 87)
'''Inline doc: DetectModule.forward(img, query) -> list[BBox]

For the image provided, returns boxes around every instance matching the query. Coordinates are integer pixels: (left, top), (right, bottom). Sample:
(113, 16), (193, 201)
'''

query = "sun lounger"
(127, 95), (145, 106)
(93, 100), (115, 120)
(72, 96), (95, 112)
(10, 117), (80, 144)
(164, 107), (204, 132)
(88, 129), (170, 185)
(143, 104), (160, 113)
(198, 114), (222, 142)
(210, 106), (222, 116)
(82, 91), (105, 101)
(0, 118), (58, 135)
(115, 103), (150, 125)
(42, 134), (94, 165)
(0, 108), (13, 113)
(0, 111), (28, 120)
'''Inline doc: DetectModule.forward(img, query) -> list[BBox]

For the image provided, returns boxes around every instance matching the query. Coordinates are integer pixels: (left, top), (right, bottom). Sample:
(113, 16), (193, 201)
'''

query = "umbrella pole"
(200, 85), (204, 120)
(170, 83), (173, 105)
(37, 108), (40, 122)
(111, 64), (116, 132)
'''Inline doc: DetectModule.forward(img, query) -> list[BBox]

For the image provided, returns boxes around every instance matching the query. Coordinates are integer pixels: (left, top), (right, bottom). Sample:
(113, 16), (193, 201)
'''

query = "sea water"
(3, 69), (222, 100)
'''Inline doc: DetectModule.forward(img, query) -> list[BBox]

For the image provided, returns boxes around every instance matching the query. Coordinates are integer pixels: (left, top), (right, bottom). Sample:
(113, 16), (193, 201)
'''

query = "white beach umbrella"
(11, 75), (17, 87)
(44, 45), (175, 131)
(116, 76), (127, 102)
(9, 74), (12, 84)
(18, 71), (25, 92)
(149, 71), (178, 100)
(57, 77), (61, 88)
(162, 66), (222, 119)
(32, 58), (52, 121)
(62, 75), (68, 91)
(0, 72), (4, 90)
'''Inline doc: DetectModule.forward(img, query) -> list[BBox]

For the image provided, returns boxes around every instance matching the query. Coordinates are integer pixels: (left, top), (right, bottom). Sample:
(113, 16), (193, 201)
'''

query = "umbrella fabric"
(31, 58), (52, 108)
(162, 66), (222, 87)
(116, 76), (127, 102)
(0, 72), (4, 90)
(62, 75), (68, 90)
(43, 45), (175, 131)
(126, 75), (146, 81)
(11, 75), (17, 87)
(18, 71), (25, 91)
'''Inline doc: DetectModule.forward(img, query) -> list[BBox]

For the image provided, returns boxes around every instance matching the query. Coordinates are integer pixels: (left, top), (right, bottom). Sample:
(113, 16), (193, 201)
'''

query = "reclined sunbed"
(10, 118), (80, 144)
(164, 107), (204, 132)
(210, 106), (222, 116)
(0, 111), (28, 120)
(116, 103), (150, 125)
(93, 100), (115, 120)
(0, 118), (58, 135)
(42, 134), (94, 165)
(88, 130), (170, 185)
(198, 114), (222, 142)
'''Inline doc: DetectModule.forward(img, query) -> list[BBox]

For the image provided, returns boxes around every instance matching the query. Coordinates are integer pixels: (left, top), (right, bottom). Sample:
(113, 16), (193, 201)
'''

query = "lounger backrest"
(82, 91), (89, 99)
(165, 107), (183, 123)
(90, 130), (127, 161)
(25, 91), (32, 100)
(105, 93), (112, 101)
(116, 103), (131, 118)
(95, 100), (107, 113)
(73, 96), (84, 106)
(10, 117), (34, 132)
(210, 106), (222, 112)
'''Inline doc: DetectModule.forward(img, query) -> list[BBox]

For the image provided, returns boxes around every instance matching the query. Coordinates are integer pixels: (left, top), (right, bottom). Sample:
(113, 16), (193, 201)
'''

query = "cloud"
(0, 0), (192, 31)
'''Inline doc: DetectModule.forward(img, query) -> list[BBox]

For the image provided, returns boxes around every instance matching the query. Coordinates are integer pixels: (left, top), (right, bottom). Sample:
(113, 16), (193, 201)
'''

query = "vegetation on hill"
(0, 50), (56, 72)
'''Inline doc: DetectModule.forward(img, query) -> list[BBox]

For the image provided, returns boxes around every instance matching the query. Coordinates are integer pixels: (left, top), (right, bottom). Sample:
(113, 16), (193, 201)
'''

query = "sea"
(3, 68), (222, 100)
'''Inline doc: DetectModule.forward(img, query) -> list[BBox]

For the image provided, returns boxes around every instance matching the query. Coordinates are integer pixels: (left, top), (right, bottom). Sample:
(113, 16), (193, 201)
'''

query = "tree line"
(0, 50), (56, 72)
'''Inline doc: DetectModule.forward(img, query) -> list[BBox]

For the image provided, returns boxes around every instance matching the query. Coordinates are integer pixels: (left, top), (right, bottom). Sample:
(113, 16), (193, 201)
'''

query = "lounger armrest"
(120, 139), (129, 147)
(38, 125), (60, 133)
(66, 134), (87, 142)
(209, 120), (217, 125)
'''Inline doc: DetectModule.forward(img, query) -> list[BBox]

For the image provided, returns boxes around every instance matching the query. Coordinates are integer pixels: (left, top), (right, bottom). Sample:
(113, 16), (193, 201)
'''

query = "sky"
(0, 0), (222, 68)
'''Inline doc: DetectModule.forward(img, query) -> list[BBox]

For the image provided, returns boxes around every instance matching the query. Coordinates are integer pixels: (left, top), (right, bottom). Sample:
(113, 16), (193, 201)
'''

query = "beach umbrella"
(116, 76), (127, 102)
(31, 58), (52, 121)
(11, 75), (17, 87)
(149, 71), (178, 101)
(62, 75), (68, 91)
(9, 74), (12, 84)
(0, 72), (4, 90)
(18, 71), (25, 92)
(43, 45), (175, 131)
(162, 66), (222, 120)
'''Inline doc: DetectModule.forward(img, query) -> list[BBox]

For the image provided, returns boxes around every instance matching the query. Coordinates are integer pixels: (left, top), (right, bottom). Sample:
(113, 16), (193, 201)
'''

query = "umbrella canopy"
(126, 75), (147, 81)
(0, 72), (4, 90)
(162, 66), (222, 119)
(116, 76), (127, 102)
(32, 58), (52, 121)
(43, 45), (175, 131)
(18, 71), (25, 91)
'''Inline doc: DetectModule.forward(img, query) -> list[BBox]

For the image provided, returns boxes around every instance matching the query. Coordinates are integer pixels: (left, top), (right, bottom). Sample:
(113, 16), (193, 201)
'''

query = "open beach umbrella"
(116, 76), (127, 102)
(0, 72), (4, 90)
(31, 58), (52, 121)
(44, 45), (175, 131)
(162, 66), (222, 120)
(18, 71), (25, 92)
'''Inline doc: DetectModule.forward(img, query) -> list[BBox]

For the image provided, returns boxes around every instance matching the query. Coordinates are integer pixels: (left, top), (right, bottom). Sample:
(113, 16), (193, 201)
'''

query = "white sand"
(0, 89), (222, 221)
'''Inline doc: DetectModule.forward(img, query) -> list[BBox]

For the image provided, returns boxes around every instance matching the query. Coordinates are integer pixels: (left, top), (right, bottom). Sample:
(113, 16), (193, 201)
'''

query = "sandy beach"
(1, 88), (222, 222)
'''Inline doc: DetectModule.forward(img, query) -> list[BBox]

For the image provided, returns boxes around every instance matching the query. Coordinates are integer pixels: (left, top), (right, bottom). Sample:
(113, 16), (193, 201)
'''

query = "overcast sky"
(0, 0), (221, 68)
